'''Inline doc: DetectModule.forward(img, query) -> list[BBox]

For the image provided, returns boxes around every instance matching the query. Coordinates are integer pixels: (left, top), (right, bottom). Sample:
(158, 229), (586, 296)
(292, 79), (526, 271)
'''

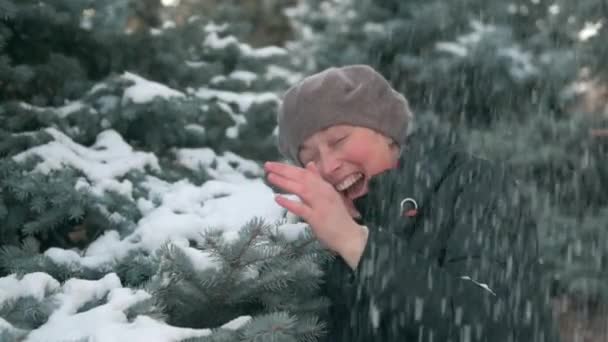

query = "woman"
(265, 65), (558, 341)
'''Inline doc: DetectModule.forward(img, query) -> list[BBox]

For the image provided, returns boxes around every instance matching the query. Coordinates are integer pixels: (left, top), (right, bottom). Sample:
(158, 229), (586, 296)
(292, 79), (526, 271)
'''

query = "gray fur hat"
(277, 65), (413, 164)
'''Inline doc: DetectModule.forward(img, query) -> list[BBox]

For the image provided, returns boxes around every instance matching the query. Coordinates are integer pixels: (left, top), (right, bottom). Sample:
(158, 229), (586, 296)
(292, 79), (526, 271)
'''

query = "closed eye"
(330, 135), (348, 146)
(299, 150), (317, 165)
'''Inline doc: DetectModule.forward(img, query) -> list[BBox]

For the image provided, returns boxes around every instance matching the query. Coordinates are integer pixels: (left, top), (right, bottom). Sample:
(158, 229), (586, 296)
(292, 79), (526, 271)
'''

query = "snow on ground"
(2, 118), (291, 340)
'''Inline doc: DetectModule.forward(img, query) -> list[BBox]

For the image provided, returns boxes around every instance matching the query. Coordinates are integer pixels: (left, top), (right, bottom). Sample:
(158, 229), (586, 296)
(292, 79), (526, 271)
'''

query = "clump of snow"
(211, 70), (260, 87)
(0, 318), (26, 339)
(43, 246), (116, 272)
(498, 46), (538, 80)
(195, 87), (279, 112)
(162, 20), (176, 29)
(277, 222), (308, 241)
(579, 20), (603, 41)
(229, 70), (257, 86)
(18, 101), (41, 111)
(548, 4), (560, 15)
(90, 316), (210, 342)
(121, 72), (185, 104)
(436, 20), (496, 57)
(131, 203), (207, 254)
(204, 31), (239, 49)
(241, 45), (286, 58)
(137, 197), (156, 215)
(185, 123), (206, 135)
(211, 75), (227, 84)
(0, 273), (60, 304)
(363, 22), (384, 34)
(44, 248), (88, 267)
(435, 42), (468, 57)
(88, 83), (109, 95)
(265, 65), (301, 84)
(217, 101), (246, 124)
(150, 28), (163, 36)
(55, 273), (122, 315)
(221, 316), (251, 330)
(14, 128), (160, 182)
(56, 101), (86, 118)
(185, 60), (207, 68)
(17, 101), (90, 119)
(175, 148), (263, 182)
(196, 180), (284, 241)
(135, 178), (283, 247)
(43, 173), (283, 270)
(203, 21), (229, 33)
(23, 273), (212, 342)
(97, 95), (120, 114)
(278, 222), (309, 242)
(176, 147), (216, 170)
(221, 152), (263, 177)
(79, 231), (125, 262)
(203, 28), (286, 58)
(172, 239), (220, 272)
(226, 126), (239, 139)
(89, 178), (135, 200)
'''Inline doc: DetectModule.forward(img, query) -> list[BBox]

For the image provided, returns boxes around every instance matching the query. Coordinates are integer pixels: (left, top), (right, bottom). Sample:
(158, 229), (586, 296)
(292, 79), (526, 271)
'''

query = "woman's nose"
(318, 151), (341, 176)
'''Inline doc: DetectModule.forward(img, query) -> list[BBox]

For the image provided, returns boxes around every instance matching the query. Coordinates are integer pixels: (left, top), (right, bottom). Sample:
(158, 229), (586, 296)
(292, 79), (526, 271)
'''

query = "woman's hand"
(264, 161), (367, 266)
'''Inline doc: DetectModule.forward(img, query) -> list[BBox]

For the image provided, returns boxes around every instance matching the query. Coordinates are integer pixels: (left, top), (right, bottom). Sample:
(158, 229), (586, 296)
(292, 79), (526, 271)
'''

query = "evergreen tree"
(0, 1), (327, 340)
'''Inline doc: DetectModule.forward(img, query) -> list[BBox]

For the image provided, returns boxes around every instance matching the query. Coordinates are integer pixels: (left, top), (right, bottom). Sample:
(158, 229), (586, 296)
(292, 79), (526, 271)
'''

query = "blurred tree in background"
(160, 0), (298, 47)
(287, 0), (608, 126)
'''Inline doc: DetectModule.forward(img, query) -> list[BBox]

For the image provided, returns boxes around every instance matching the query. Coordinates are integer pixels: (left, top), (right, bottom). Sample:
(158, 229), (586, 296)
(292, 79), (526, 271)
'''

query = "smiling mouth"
(335, 172), (367, 199)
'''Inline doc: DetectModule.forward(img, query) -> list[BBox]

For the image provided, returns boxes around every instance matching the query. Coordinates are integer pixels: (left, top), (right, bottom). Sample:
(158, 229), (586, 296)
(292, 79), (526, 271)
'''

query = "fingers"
(264, 162), (308, 181)
(267, 172), (304, 196)
(341, 194), (360, 218)
(265, 161), (340, 214)
(305, 161), (321, 176)
(265, 162), (322, 203)
(275, 194), (311, 219)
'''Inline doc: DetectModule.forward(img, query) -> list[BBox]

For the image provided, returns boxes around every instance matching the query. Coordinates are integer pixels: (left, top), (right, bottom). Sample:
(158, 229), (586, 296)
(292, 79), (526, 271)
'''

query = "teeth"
(336, 173), (363, 191)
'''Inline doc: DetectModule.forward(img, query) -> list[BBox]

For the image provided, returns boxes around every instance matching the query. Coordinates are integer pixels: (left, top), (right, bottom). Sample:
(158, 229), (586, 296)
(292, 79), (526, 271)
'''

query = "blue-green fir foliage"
(0, 1), (327, 340)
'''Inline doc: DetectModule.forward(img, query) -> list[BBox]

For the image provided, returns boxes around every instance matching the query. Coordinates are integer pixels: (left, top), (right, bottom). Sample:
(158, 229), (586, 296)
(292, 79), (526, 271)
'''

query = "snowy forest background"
(0, 0), (607, 341)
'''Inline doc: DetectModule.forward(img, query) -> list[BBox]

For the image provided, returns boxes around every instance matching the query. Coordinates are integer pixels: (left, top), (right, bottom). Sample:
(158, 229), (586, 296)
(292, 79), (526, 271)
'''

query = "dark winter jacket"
(320, 134), (559, 342)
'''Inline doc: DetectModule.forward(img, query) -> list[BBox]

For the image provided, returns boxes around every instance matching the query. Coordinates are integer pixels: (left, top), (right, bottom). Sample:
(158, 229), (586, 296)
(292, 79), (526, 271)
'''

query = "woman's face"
(298, 125), (399, 200)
